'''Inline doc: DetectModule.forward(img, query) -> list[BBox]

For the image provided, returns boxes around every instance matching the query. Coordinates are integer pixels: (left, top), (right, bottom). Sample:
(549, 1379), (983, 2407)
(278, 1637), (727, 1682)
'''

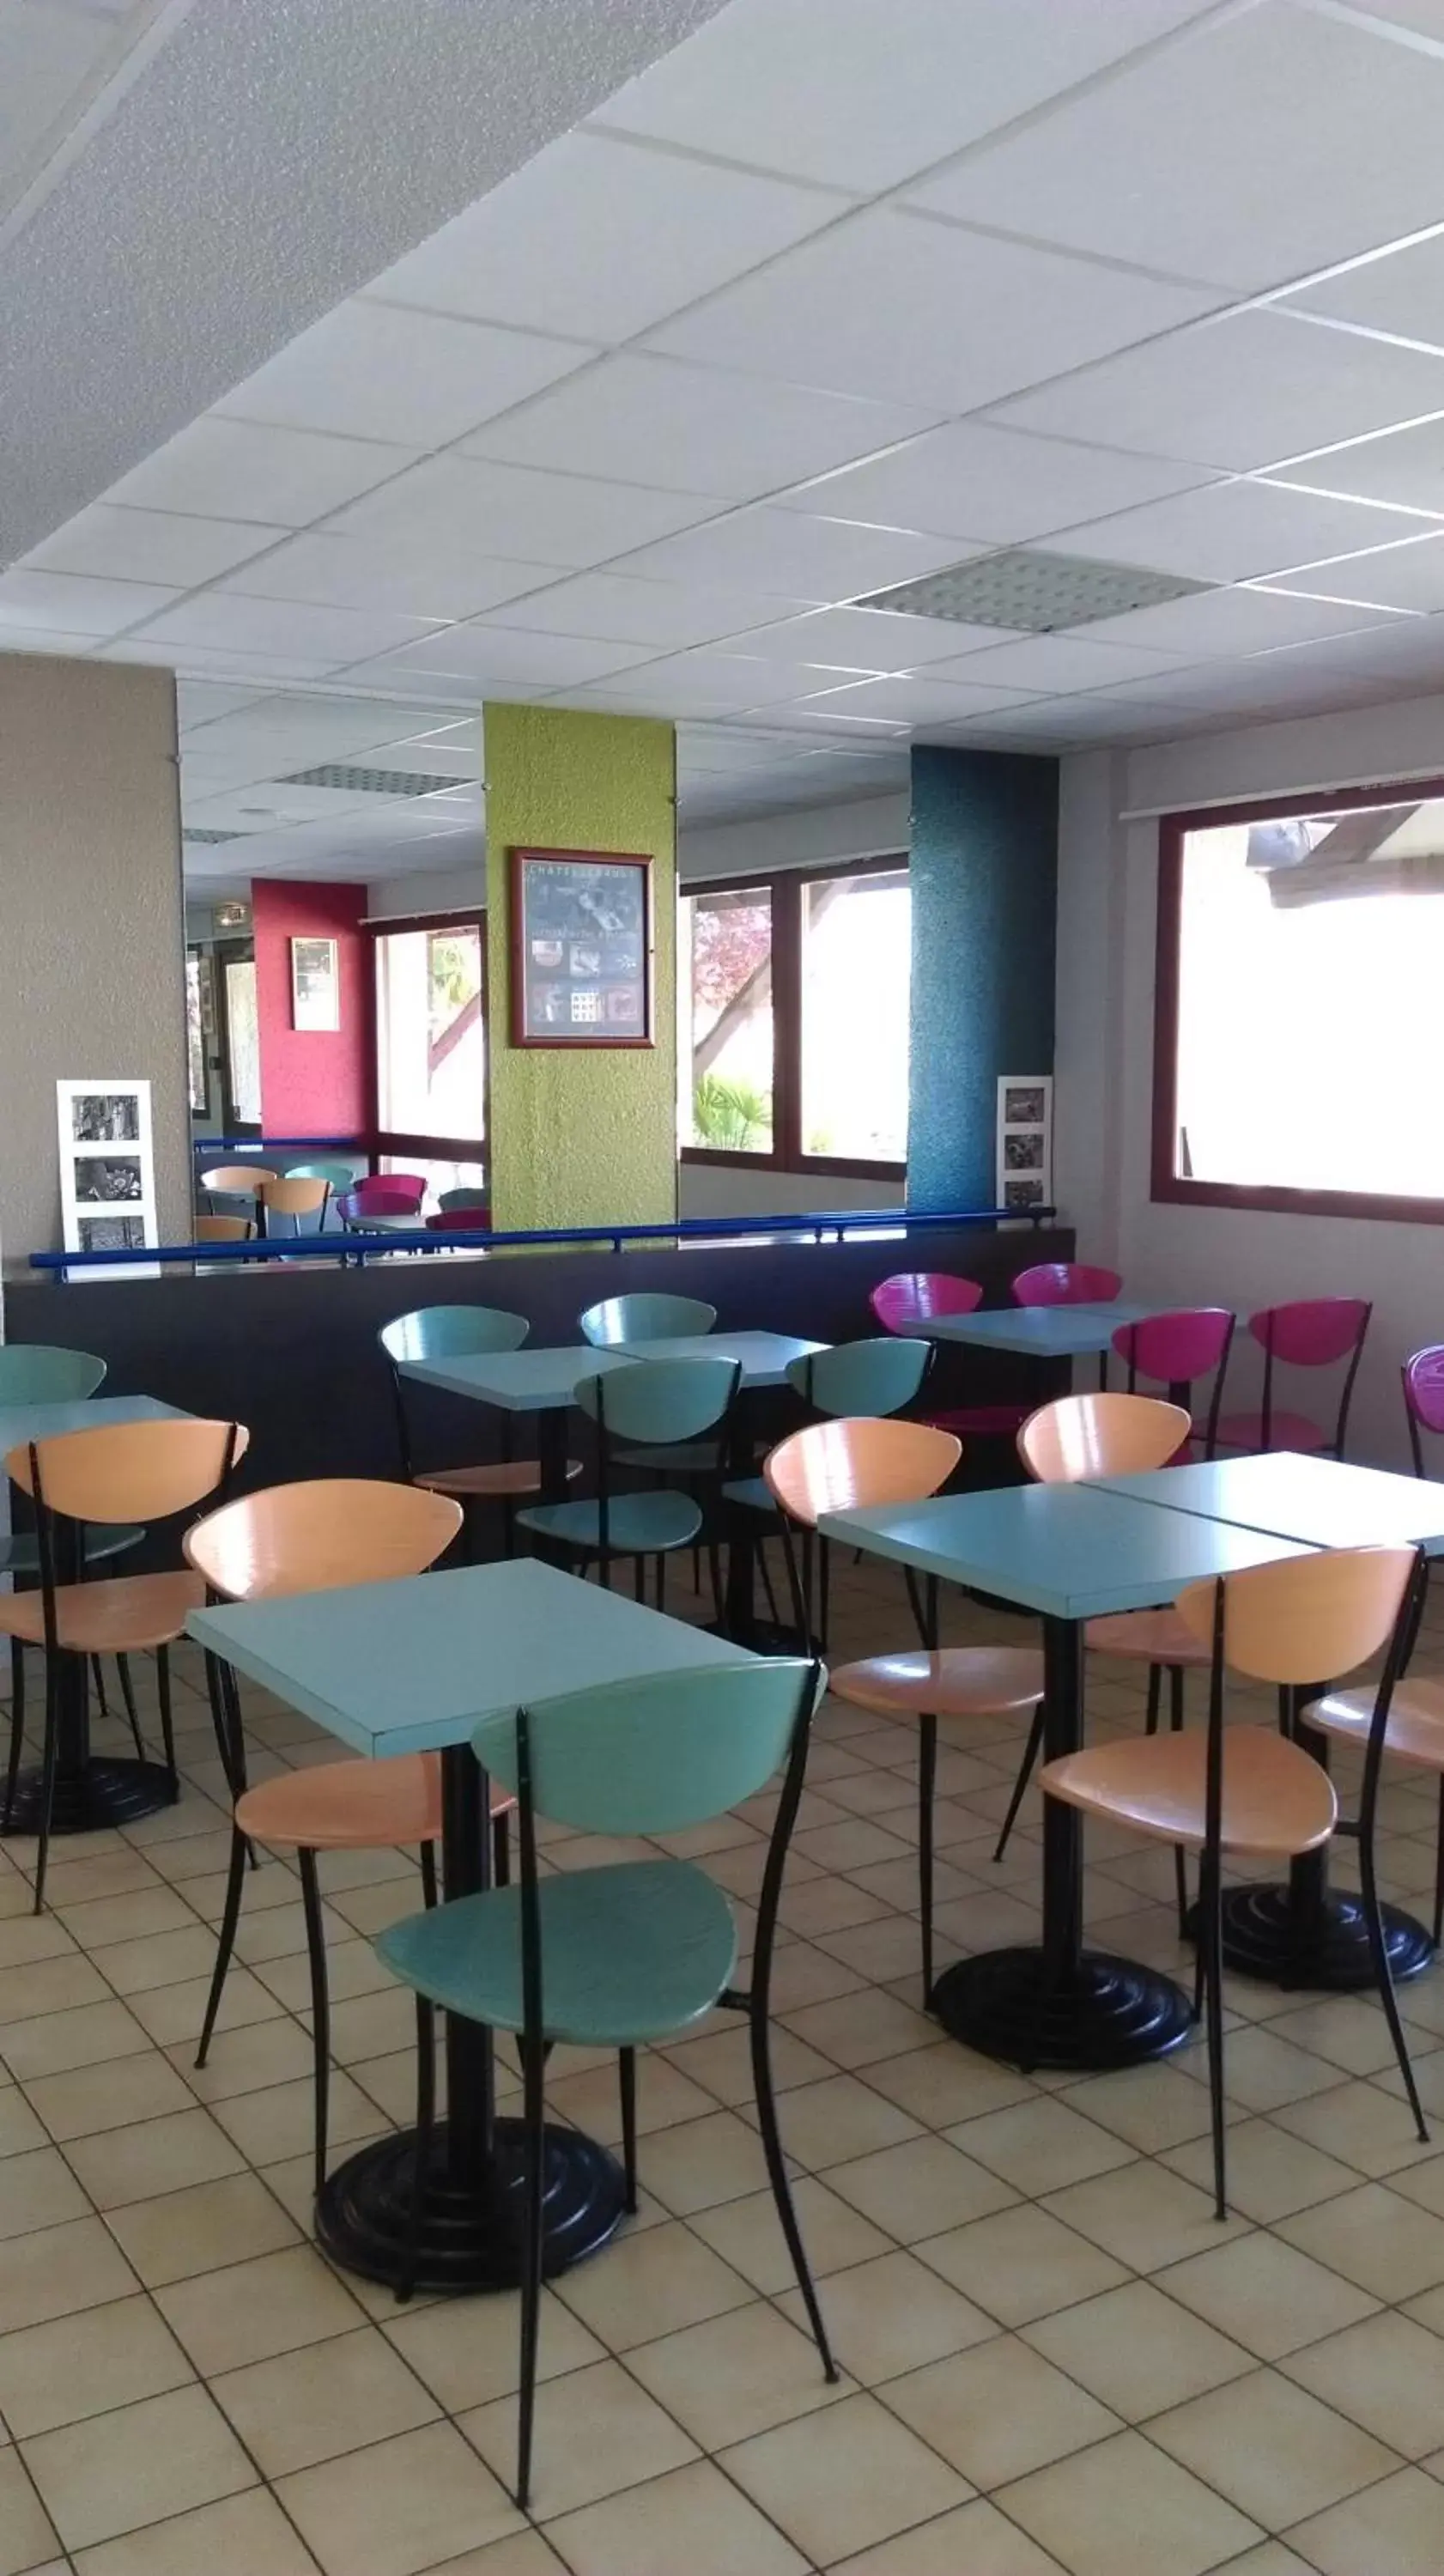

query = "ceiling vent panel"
(855, 549), (1216, 634)
(278, 763), (459, 796)
(182, 827), (245, 845)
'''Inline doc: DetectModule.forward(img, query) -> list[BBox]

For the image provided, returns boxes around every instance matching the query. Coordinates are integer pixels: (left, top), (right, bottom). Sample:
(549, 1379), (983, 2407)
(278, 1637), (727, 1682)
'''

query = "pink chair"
(870, 1273), (1028, 1438)
(349, 1173), (426, 1214)
(1013, 1262), (1124, 1307)
(1213, 1298), (1372, 1460)
(1403, 1346), (1444, 1477)
(1112, 1309), (1235, 1460)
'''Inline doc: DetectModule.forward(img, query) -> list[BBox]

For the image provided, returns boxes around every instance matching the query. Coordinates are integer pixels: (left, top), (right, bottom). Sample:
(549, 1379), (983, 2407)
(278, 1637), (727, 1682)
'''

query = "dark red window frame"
(366, 908), (488, 1169)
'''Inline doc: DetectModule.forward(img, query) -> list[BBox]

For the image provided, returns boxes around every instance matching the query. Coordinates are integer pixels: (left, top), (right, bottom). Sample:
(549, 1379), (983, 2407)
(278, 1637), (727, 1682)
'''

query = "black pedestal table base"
(931, 1946), (1195, 2073)
(2, 1755), (176, 1837)
(1190, 1880), (1435, 1993)
(316, 2117), (628, 2294)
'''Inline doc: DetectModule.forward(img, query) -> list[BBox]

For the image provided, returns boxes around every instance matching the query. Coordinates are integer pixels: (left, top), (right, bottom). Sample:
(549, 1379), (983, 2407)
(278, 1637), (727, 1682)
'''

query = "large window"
(681, 859), (909, 1176)
(1155, 782), (1444, 1218)
(374, 916), (485, 1139)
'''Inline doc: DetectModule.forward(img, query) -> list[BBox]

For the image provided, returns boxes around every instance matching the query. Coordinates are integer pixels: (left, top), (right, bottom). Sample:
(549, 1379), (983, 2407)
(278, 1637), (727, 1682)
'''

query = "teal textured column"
(907, 746), (1059, 1210)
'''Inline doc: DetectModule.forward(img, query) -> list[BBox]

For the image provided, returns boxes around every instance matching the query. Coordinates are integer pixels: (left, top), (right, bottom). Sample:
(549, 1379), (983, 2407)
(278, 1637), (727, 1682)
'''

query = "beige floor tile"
(409, 2540), (564, 2576)
(1280, 2309), (1444, 2457)
(914, 2201), (1128, 2328)
(212, 2322), (440, 2476)
(1269, 2079), (1439, 2178)
(462, 2355), (698, 2518)
(22, 2381), (257, 2553)
(1148, 2366), (1399, 2528)
(65, 2105), (246, 2208)
(105, 2169), (300, 2286)
(636, 2107), (774, 2215)
(0, 2147), (88, 2241)
(0, 2293), (192, 2437)
(22, 2050), (195, 2142)
(0, 2217), (139, 2335)
(543, 2055), (715, 2144)
(859, 2043), (1034, 2129)
(70, 2485), (324, 2573)
(0, 1951), (109, 2024)
(826, 2135), (1018, 2240)
(659, 2021), (834, 2106)
(155, 2244), (365, 2375)
(1203, 2552), (1320, 2576)
(0, 2449), (60, 2576)
(125, 1965), (282, 2049)
(947, 2096), (1138, 2196)
(2, 1997), (150, 2083)
(1176, 2025), (1346, 2115)
(689, 2174), (893, 2292)
(1286, 2465), (1444, 2576)
(1022, 2279), (1254, 2421)
(883, 2334), (1119, 2488)
(627, 2298), (848, 2447)
(1271, 1994), (1425, 2078)
(549, 2216), (752, 2351)
(996, 2427), (1261, 2576)
(1058, 2063), (1218, 2154)
(1278, 2180), (1444, 2300)
(276, 2421), (523, 2576)
(763, 2070), (922, 2171)
(542, 2457), (809, 2576)
(0, 1916), (77, 1971)
(828, 2496), (1077, 2573)
(93, 1926), (221, 1996)
(385, 2283), (604, 2410)
(0, 2087), (46, 2158)
(782, 1988), (937, 2070)
(1041, 2163), (1248, 2273)
(210, 2068), (387, 2166)
(56, 1888), (195, 1948)
(1160, 2114), (1360, 2222)
(178, 2015), (315, 2102)
(779, 2246), (995, 2385)
(720, 2389), (972, 2563)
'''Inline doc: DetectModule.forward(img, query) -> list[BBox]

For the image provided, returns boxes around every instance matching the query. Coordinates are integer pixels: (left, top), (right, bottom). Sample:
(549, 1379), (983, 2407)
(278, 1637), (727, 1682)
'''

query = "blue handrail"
(30, 1203), (1055, 1273)
(193, 1135), (363, 1156)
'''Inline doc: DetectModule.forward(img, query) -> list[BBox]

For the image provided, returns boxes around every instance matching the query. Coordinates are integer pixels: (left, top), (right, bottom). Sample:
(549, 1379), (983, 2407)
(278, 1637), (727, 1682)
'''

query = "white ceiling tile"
(925, 632), (1204, 691)
(0, 569), (179, 635)
(25, 504), (289, 586)
(344, 627), (652, 690)
(1320, 3), (1444, 39)
(647, 206), (1216, 415)
(462, 353), (937, 500)
(483, 570), (816, 649)
(218, 302), (591, 448)
(548, 673), (785, 720)
(620, 649), (895, 707)
(216, 532), (559, 621)
(796, 673), (1041, 723)
(103, 639), (343, 683)
(911, 2), (1444, 292)
(130, 596), (450, 666)
(176, 682), (264, 730)
(322, 455), (723, 568)
(614, 507), (970, 599)
(1050, 478), (1434, 584)
(370, 130), (849, 343)
(772, 421), (1215, 544)
(1282, 228), (1444, 347)
(596, 0), (1219, 193)
(107, 418), (420, 526)
(0, 628), (107, 657)
(1261, 530), (1444, 611)
(716, 700), (911, 736)
(359, 737), (482, 779)
(717, 604), (1004, 666)
(1072, 581), (1405, 656)
(990, 310), (1444, 471)
(1263, 414), (1444, 513)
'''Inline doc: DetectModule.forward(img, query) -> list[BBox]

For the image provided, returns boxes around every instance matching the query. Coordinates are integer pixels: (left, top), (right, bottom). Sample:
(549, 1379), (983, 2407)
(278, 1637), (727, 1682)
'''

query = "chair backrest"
(287, 1160), (358, 1192)
(259, 1175), (328, 1219)
(474, 1658), (820, 1835)
(1019, 1391), (1192, 1484)
(337, 1185), (418, 1225)
(201, 1164), (276, 1196)
(438, 1188), (488, 1212)
(786, 1338), (930, 1419)
(1112, 1307), (1234, 1388)
(1404, 1346), (1444, 1473)
(425, 1206), (492, 1233)
(9, 1417), (249, 1523)
(764, 1417), (961, 1528)
(185, 1478), (461, 1599)
(0, 1345), (106, 1405)
(1013, 1262), (1123, 1308)
(870, 1272), (982, 1332)
(576, 1356), (739, 1447)
(349, 1173), (426, 1212)
(1175, 1546), (1416, 1686)
(195, 1214), (255, 1244)
(579, 1293), (718, 1346)
(379, 1304), (529, 1366)
(1250, 1298), (1371, 1366)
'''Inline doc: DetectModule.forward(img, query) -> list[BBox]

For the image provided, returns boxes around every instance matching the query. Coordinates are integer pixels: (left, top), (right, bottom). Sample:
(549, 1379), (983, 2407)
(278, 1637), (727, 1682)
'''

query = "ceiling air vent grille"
(279, 763), (459, 796)
(183, 827), (244, 845)
(855, 549), (1215, 634)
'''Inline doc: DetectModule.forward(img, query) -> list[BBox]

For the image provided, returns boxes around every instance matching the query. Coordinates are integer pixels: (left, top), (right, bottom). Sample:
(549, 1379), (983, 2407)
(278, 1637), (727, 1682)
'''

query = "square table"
(1, 1396), (195, 1837)
(190, 1557), (754, 2294)
(613, 1330), (825, 1384)
(1094, 1450), (1444, 1995)
(913, 1301), (1160, 1359)
(816, 1481), (1314, 2071)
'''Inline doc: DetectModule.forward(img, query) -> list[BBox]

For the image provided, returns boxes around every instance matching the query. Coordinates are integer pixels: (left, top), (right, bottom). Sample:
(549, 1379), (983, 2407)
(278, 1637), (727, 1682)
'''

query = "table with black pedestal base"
(0, 1394), (194, 1837)
(817, 1480), (1316, 2074)
(1094, 1450), (1444, 1994)
(189, 1557), (754, 2296)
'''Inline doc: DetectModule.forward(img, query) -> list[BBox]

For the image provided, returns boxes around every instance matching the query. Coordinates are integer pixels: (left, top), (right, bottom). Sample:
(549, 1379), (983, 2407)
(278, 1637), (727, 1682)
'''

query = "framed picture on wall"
(509, 848), (653, 1048)
(996, 1073), (1053, 1213)
(56, 1080), (159, 1278)
(290, 936), (340, 1031)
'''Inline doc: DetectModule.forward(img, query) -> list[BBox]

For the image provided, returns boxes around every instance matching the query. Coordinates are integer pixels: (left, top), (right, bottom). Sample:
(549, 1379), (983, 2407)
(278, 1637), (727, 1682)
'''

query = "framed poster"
(290, 936), (340, 1031)
(509, 848), (652, 1048)
(996, 1074), (1053, 1212)
(57, 1080), (159, 1275)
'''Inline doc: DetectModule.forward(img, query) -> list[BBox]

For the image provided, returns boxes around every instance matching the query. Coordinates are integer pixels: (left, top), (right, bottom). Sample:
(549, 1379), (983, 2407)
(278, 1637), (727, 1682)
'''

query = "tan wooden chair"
(258, 1174), (328, 1235)
(195, 1213), (255, 1243)
(1041, 1546), (1420, 2215)
(200, 1163), (276, 1209)
(763, 1417), (1043, 2004)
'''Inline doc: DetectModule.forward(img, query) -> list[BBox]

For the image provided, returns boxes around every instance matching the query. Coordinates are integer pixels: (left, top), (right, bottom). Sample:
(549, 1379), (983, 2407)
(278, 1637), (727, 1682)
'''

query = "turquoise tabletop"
(399, 1346), (631, 1410)
(1095, 1450), (1444, 1558)
(817, 1480), (1314, 1619)
(913, 1300), (1160, 1358)
(188, 1557), (757, 1759)
(616, 1330), (827, 1384)
(0, 1394), (192, 1458)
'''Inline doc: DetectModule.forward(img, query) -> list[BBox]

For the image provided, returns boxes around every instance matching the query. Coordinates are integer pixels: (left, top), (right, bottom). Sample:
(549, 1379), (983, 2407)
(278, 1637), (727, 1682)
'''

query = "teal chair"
(515, 1357), (739, 1617)
(379, 1307), (579, 1556)
(579, 1292), (717, 1346)
(288, 1159), (360, 1225)
(436, 1187), (488, 1212)
(376, 1656), (836, 2507)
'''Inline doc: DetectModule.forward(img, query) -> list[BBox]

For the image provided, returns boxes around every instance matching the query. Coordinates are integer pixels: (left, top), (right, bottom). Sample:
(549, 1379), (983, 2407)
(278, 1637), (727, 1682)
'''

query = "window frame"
(681, 854), (909, 1181)
(367, 908), (489, 1169)
(1152, 777), (1444, 1226)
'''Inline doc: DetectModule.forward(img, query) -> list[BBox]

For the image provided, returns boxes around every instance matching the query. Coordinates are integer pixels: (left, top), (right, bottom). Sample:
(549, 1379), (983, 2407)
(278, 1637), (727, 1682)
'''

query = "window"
(1155, 782), (1444, 1218)
(223, 957), (260, 1128)
(373, 917), (487, 1173)
(681, 859), (909, 1175)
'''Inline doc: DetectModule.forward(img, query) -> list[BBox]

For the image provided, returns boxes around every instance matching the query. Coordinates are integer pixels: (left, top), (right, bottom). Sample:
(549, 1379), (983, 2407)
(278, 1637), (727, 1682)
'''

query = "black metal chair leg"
(33, 1649), (62, 1915)
(1144, 1662), (1162, 1735)
(818, 1537), (831, 1654)
(115, 1654), (145, 1764)
(632, 1552), (646, 1604)
(155, 1646), (179, 1797)
(1201, 1845), (1228, 2219)
(297, 1847), (331, 2202)
(707, 1539), (726, 1633)
(90, 1655), (111, 1722)
(918, 1713), (937, 2008)
(516, 2030), (548, 2512)
(3, 1640), (26, 1827)
(993, 1705), (1045, 1863)
(757, 1544), (781, 1628)
(618, 2046), (639, 2213)
(420, 1840), (438, 1909)
(397, 1996), (435, 2306)
(1360, 1832), (1429, 2143)
(196, 1823), (248, 2066)
(1168, 1665), (1189, 1931)
(1435, 1776), (1444, 1949)
(655, 1552), (666, 1613)
(749, 2001), (837, 2380)
(491, 1809), (511, 1888)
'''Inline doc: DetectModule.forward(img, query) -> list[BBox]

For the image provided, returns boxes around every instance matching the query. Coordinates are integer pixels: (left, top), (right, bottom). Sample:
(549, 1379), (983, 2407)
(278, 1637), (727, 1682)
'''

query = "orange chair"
(195, 1214), (255, 1244)
(0, 1419), (248, 1909)
(185, 1479), (512, 2197)
(992, 1394), (1197, 1878)
(1040, 1547), (1421, 2215)
(200, 1164), (276, 1212)
(258, 1174), (329, 1236)
(763, 1419), (1043, 2002)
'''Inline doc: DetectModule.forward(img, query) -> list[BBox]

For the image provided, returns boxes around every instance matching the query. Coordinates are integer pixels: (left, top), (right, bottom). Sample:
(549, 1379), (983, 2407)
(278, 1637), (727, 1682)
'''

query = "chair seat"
(236, 1751), (511, 1852)
(614, 1439), (724, 1474)
(414, 1459), (582, 1499)
(830, 1646), (1044, 1720)
(722, 1475), (775, 1516)
(0, 1523), (145, 1578)
(375, 1857), (736, 2046)
(1212, 1409), (1328, 1455)
(0, 1570), (203, 1653)
(923, 1404), (1029, 1438)
(515, 1490), (702, 1556)
(1085, 1607), (1212, 1668)
(1041, 1727), (1337, 1857)
(1307, 1679), (1444, 1773)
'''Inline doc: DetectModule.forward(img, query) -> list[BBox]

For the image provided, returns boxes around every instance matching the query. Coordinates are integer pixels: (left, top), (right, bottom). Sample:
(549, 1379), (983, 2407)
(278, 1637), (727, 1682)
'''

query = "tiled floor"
(3, 1558), (1444, 2573)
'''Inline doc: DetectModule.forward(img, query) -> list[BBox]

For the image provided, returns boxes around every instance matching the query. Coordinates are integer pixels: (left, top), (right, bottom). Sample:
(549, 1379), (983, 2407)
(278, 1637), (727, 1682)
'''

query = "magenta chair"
(870, 1273), (1028, 1439)
(1404, 1347), (1444, 1478)
(1213, 1298), (1371, 1460)
(347, 1173), (426, 1214)
(1112, 1308), (1235, 1460)
(425, 1206), (491, 1235)
(1012, 1261), (1123, 1307)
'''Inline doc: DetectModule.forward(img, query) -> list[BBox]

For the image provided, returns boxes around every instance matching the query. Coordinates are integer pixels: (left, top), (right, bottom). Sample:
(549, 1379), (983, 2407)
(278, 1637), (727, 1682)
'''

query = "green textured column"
(483, 702), (677, 1230)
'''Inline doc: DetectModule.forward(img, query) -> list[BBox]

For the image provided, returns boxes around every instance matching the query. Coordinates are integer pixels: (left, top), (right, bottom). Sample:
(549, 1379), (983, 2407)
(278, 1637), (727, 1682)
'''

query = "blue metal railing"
(191, 1135), (363, 1157)
(30, 1203), (1055, 1273)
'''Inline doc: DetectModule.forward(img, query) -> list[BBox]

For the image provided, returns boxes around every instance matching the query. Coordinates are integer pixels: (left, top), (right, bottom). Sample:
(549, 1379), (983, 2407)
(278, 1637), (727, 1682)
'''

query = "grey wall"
(0, 651), (189, 1264)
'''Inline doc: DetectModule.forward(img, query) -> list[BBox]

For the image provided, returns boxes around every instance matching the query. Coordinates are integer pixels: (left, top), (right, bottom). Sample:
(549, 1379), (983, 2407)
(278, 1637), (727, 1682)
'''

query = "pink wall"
(252, 878), (372, 1137)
